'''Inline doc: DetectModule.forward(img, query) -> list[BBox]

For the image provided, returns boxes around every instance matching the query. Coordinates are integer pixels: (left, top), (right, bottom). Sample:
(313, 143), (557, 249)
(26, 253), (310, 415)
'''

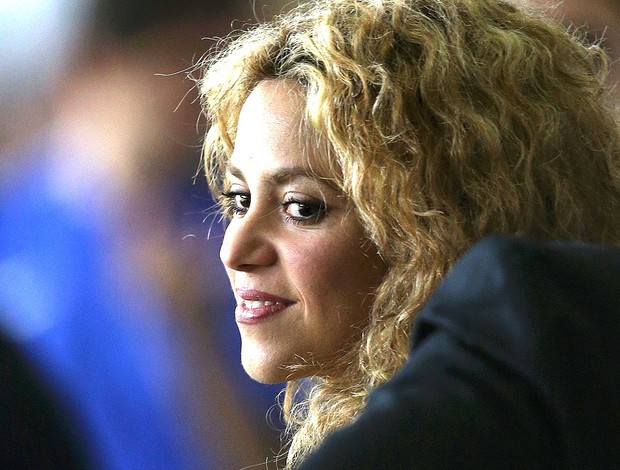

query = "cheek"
(283, 244), (334, 294)
(283, 235), (381, 315)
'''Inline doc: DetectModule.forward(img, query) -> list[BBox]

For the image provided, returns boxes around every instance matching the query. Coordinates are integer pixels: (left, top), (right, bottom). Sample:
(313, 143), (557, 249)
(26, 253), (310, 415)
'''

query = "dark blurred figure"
(0, 325), (86, 469)
(0, 0), (288, 468)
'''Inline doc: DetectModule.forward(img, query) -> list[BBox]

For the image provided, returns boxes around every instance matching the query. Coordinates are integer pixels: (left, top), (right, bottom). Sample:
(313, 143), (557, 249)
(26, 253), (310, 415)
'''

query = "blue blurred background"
(0, 0), (617, 468)
(0, 1), (288, 468)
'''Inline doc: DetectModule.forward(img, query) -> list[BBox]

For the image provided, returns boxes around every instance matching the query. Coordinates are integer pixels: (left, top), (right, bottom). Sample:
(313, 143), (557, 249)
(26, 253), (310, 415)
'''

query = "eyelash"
(283, 195), (327, 225)
(220, 191), (326, 225)
(220, 190), (250, 218)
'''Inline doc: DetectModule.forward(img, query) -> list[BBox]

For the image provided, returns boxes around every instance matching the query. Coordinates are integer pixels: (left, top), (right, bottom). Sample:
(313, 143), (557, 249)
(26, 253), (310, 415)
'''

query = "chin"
(242, 360), (290, 384)
(240, 341), (300, 383)
(240, 341), (319, 383)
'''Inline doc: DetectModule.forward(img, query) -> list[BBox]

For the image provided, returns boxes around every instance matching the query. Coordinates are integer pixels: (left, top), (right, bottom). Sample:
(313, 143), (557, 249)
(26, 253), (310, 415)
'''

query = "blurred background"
(0, 1), (290, 469)
(0, 0), (617, 469)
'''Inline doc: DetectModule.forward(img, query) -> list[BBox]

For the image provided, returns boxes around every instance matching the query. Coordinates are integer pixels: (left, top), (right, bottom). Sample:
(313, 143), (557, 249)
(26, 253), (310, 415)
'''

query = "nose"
(220, 214), (277, 272)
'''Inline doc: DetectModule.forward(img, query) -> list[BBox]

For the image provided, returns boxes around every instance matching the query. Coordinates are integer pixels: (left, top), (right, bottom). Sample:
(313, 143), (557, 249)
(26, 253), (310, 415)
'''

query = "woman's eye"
(221, 191), (250, 217)
(283, 198), (326, 224)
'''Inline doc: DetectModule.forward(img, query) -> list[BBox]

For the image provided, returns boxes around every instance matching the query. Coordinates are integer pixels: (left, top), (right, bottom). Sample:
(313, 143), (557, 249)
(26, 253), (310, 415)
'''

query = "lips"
(235, 288), (294, 324)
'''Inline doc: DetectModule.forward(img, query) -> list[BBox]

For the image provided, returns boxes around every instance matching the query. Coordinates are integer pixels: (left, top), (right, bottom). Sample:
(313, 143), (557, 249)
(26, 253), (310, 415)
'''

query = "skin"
(219, 80), (387, 383)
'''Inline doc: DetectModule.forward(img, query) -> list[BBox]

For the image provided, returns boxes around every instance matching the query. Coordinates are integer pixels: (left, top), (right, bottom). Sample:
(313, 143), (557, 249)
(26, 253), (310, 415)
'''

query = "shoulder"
(407, 235), (620, 467)
(415, 234), (620, 372)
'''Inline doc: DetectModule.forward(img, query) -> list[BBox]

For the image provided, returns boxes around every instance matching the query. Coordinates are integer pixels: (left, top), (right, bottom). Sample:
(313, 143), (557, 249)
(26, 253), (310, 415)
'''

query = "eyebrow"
(226, 163), (326, 186)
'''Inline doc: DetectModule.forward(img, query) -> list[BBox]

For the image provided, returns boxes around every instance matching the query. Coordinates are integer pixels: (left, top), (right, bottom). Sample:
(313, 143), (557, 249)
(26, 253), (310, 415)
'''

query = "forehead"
(237, 80), (303, 140)
(230, 80), (335, 180)
(240, 80), (304, 125)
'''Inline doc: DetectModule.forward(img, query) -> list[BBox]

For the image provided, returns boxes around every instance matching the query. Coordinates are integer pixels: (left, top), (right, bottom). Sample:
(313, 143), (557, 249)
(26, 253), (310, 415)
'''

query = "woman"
(198, 0), (620, 467)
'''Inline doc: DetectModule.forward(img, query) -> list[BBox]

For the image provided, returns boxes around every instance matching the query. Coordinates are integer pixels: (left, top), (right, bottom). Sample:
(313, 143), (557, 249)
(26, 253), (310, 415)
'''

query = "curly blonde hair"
(198, 0), (620, 467)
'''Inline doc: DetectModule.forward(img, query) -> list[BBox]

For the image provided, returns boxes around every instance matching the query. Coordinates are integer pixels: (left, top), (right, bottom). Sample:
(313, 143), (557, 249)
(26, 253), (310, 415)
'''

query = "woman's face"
(220, 80), (386, 383)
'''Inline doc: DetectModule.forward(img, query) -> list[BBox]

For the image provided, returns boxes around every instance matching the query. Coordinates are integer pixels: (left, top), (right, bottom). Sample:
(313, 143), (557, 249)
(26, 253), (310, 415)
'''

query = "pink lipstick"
(235, 289), (294, 324)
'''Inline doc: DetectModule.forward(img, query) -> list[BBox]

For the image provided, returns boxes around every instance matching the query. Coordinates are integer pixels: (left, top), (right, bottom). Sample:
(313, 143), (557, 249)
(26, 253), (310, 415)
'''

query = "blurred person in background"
(0, 0), (88, 156)
(0, 0), (288, 468)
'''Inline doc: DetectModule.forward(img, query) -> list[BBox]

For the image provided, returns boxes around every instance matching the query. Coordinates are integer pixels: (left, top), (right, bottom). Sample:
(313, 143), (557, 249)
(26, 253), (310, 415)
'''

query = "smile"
(235, 289), (294, 324)
(242, 300), (282, 309)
